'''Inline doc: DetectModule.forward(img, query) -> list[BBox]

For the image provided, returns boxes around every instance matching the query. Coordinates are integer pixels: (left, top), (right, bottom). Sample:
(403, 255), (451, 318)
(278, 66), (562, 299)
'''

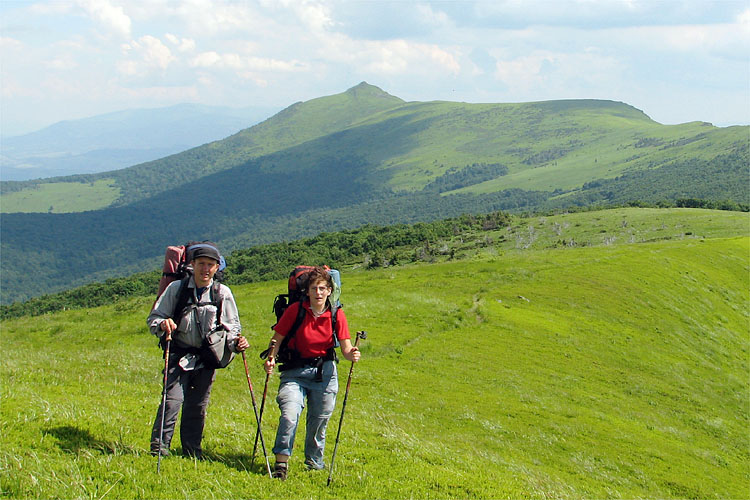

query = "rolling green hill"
(1, 83), (747, 304)
(0, 83), (406, 209)
(1, 209), (747, 498)
(2, 85), (745, 212)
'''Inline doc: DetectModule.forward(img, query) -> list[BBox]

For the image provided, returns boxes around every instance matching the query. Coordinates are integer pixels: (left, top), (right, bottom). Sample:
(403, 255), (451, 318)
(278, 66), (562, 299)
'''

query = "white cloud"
(415, 3), (452, 29)
(0, 37), (24, 51)
(323, 38), (461, 77)
(170, 0), (265, 36)
(287, 0), (335, 32)
(739, 8), (750, 28)
(190, 51), (305, 73)
(494, 50), (623, 98)
(78, 0), (132, 38)
(165, 33), (196, 52)
(449, 0), (741, 29)
(599, 20), (750, 62)
(116, 59), (139, 77)
(191, 51), (222, 68)
(29, 2), (76, 16)
(0, 75), (35, 99)
(44, 56), (78, 71)
(661, 25), (709, 51)
(134, 35), (174, 68)
(117, 35), (175, 79)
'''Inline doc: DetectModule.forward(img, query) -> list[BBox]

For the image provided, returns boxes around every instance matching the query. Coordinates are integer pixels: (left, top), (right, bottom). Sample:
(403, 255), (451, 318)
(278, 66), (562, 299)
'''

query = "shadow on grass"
(44, 425), (272, 475)
(45, 425), (138, 455)
(202, 450), (272, 476)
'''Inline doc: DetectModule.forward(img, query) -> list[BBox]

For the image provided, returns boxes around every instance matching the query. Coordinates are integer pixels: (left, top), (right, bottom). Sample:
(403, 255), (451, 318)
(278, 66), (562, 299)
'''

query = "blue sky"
(1, 0), (748, 136)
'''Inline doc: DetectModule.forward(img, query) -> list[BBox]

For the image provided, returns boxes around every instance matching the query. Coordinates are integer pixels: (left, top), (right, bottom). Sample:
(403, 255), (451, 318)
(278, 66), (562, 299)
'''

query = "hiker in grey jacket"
(148, 242), (248, 459)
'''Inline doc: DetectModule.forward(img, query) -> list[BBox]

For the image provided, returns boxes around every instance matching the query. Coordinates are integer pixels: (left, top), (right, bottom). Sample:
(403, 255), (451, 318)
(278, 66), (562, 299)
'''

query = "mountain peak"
(345, 82), (401, 101)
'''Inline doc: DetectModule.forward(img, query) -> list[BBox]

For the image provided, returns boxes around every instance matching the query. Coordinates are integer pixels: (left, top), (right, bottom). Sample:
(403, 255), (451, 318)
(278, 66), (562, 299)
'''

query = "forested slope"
(1, 83), (747, 304)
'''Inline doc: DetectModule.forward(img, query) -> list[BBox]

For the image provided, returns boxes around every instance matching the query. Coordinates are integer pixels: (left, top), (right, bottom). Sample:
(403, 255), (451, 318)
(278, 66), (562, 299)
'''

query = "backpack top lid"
(286, 265), (340, 306)
(153, 241), (227, 309)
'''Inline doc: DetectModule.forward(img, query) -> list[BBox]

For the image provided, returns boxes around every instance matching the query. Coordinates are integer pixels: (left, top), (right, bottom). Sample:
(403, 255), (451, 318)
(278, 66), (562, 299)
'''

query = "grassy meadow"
(1, 208), (748, 499)
(0, 179), (119, 214)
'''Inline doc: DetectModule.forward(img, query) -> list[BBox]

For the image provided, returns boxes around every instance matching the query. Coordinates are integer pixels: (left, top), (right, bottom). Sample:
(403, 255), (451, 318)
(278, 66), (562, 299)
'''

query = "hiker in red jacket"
(263, 266), (360, 479)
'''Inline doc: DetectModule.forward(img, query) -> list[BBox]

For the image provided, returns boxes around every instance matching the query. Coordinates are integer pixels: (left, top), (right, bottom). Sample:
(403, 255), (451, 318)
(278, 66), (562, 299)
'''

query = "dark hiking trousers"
(151, 351), (216, 458)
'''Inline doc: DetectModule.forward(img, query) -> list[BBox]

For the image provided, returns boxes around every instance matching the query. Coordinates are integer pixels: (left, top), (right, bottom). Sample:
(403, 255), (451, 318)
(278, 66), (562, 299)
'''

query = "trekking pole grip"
(355, 330), (366, 347)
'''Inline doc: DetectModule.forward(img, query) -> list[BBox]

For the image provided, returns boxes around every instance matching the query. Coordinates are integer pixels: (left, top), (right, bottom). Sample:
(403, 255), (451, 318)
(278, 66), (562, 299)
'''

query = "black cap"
(188, 242), (221, 263)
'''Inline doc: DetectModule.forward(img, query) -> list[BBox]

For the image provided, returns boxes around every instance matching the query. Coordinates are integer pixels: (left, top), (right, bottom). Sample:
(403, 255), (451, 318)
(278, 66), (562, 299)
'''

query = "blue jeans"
(272, 360), (339, 468)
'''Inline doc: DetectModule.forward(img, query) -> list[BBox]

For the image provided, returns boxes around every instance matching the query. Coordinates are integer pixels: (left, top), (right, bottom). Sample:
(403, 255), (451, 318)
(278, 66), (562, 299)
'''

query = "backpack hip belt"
(278, 348), (338, 382)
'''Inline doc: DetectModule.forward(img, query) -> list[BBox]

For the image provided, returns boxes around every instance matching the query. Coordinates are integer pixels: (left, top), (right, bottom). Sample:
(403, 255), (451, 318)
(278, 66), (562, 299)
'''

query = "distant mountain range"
(0, 103), (280, 181)
(1, 82), (747, 304)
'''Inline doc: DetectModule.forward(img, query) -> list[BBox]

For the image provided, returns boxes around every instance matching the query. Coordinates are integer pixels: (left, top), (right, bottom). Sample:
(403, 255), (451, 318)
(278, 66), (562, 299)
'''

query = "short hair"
(306, 266), (333, 289)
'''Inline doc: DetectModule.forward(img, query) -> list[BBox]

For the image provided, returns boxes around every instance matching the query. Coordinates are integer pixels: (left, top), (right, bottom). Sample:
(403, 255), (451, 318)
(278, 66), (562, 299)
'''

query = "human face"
(192, 257), (220, 287)
(307, 279), (332, 311)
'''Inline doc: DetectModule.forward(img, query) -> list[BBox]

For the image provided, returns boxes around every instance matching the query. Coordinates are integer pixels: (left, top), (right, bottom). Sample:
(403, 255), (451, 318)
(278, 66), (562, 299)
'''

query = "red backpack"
(261, 266), (342, 365)
(153, 241), (226, 308)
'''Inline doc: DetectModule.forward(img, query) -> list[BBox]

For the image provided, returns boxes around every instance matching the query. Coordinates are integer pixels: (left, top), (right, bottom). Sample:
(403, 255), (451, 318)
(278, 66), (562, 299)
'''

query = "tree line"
(0, 212), (511, 319)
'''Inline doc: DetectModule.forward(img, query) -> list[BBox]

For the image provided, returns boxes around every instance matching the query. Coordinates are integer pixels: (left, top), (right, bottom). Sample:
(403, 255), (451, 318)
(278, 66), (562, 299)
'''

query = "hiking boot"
(150, 447), (170, 457)
(272, 462), (288, 480)
(304, 458), (325, 471)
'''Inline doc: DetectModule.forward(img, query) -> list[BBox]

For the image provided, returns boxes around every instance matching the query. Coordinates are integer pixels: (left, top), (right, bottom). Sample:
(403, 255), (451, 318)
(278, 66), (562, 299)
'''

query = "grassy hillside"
(0, 83), (405, 209)
(0, 179), (120, 213)
(1, 83), (747, 304)
(1, 209), (748, 498)
(2, 85), (745, 214)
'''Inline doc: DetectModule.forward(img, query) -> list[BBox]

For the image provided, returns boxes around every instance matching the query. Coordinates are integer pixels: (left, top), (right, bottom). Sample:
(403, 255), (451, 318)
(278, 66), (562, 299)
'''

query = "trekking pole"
(241, 350), (273, 478)
(157, 332), (171, 474)
(252, 339), (276, 461)
(327, 330), (367, 486)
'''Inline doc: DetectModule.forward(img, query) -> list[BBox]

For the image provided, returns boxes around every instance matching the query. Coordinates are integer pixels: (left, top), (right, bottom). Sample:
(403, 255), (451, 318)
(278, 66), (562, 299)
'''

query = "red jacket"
(273, 301), (350, 358)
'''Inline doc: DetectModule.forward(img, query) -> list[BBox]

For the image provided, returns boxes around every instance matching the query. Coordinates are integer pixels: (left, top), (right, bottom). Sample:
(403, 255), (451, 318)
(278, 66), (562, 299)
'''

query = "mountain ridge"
(0, 83), (747, 303)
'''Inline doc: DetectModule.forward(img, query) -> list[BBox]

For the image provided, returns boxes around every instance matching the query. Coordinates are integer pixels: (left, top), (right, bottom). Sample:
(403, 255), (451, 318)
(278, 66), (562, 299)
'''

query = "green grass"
(378, 207), (750, 266)
(461, 119), (742, 193)
(492, 207), (750, 251)
(2, 209), (748, 498)
(0, 179), (119, 213)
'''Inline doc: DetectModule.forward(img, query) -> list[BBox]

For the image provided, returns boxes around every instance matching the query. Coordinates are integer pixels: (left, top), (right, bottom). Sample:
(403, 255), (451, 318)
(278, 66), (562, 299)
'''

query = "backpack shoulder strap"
(173, 278), (224, 326)
(210, 281), (223, 328)
(330, 303), (340, 348)
(278, 299), (307, 353)
(171, 277), (192, 321)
